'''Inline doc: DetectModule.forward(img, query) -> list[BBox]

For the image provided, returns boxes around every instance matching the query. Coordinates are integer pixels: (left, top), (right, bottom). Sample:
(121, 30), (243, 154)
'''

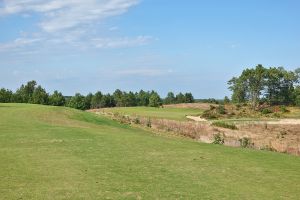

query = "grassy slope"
(0, 104), (300, 199)
(101, 106), (203, 121)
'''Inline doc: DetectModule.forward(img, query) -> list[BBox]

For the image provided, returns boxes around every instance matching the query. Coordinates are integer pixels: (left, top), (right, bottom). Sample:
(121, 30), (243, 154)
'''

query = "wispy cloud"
(0, 0), (139, 32)
(0, 0), (150, 54)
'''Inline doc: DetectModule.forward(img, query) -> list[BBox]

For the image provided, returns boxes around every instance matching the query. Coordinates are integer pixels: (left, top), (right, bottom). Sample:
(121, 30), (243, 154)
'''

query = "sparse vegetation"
(212, 121), (238, 130)
(212, 133), (225, 144)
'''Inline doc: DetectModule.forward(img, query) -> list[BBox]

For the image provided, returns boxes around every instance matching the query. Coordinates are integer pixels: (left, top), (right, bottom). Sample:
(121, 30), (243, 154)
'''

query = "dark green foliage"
(0, 88), (13, 103)
(0, 80), (195, 110)
(67, 93), (86, 110)
(84, 93), (94, 110)
(228, 65), (300, 109)
(175, 92), (186, 103)
(91, 91), (103, 109)
(261, 108), (273, 115)
(149, 92), (162, 107)
(184, 92), (194, 103)
(216, 105), (226, 114)
(49, 91), (66, 106)
(31, 85), (49, 105)
(164, 92), (175, 104)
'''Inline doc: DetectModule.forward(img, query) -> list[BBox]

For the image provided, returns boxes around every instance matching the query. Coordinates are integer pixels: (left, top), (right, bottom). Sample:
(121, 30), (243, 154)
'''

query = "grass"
(212, 121), (238, 130)
(101, 106), (203, 121)
(1, 103), (300, 199)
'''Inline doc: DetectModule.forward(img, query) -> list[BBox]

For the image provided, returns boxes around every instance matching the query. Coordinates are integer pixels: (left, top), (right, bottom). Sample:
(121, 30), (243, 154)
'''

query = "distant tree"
(84, 93), (94, 110)
(137, 90), (150, 106)
(31, 85), (49, 105)
(149, 92), (162, 107)
(0, 88), (13, 103)
(176, 92), (186, 103)
(14, 80), (37, 103)
(113, 89), (124, 107)
(126, 91), (137, 107)
(49, 91), (65, 106)
(91, 91), (103, 109)
(224, 96), (230, 104)
(100, 94), (115, 108)
(184, 92), (194, 103)
(164, 92), (176, 104)
(67, 93), (86, 110)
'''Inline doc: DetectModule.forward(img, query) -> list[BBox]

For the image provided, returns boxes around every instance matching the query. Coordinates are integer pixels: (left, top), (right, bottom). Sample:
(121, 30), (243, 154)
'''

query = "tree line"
(0, 80), (194, 110)
(228, 65), (300, 109)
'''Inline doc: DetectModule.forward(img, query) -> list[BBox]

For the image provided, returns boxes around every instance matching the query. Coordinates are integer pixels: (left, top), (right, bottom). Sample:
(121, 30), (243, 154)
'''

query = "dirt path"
(186, 116), (208, 122)
(266, 119), (300, 125)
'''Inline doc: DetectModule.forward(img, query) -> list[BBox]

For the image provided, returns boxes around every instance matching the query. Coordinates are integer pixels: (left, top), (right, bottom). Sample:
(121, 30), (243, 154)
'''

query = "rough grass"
(100, 106), (203, 121)
(1, 103), (300, 199)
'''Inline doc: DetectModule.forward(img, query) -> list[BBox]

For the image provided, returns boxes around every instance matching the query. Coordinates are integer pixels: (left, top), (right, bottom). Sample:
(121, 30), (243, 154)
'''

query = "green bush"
(280, 106), (289, 113)
(212, 121), (237, 130)
(212, 133), (224, 145)
(261, 108), (273, 115)
(217, 105), (226, 114)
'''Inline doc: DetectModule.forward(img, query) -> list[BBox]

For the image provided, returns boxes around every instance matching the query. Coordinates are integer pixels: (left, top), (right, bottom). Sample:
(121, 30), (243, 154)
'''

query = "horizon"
(1, 0), (299, 98)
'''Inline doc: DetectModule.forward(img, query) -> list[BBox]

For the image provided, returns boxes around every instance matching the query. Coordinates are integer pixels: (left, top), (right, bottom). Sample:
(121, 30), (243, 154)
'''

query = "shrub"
(212, 133), (224, 145)
(261, 108), (273, 115)
(280, 106), (289, 113)
(239, 137), (251, 148)
(201, 110), (218, 119)
(146, 118), (152, 128)
(212, 121), (237, 130)
(132, 117), (140, 124)
(216, 105), (226, 114)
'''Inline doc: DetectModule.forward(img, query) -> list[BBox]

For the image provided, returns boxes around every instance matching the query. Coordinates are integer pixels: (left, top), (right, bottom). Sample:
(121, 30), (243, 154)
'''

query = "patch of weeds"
(212, 133), (224, 145)
(201, 110), (218, 119)
(217, 105), (226, 114)
(212, 121), (238, 130)
(261, 108), (273, 115)
(280, 106), (289, 113)
(132, 117), (140, 124)
(146, 118), (152, 128)
(239, 137), (252, 148)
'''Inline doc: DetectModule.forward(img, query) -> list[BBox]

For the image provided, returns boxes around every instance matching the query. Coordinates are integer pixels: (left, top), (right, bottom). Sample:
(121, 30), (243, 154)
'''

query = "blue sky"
(0, 0), (299, 98)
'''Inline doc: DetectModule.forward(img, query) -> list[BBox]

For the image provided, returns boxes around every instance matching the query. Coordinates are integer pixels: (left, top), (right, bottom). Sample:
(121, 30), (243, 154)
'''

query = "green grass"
(1, 103), (300, 199)
(102, 106), (203, 121)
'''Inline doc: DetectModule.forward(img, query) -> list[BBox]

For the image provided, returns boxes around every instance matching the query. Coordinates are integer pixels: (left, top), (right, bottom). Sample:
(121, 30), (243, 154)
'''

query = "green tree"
(184, 92), (194, 103)
(176, 92), (186, 103)
(49, 91), (65, 106)
(149, 92), (162, 107)
(67, 93), (86, 110)
(91, 91), (103, 108)
(31, 85), (49, 105)
(84, 93), (94, 110)
(0, 88), (13, 103)
(137, 90), (150, 106)
(164, 92), (175, 104)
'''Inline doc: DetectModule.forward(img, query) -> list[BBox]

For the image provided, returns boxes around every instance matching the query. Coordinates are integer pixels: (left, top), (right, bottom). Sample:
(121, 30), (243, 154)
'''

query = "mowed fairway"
(1, 104), (300, 199)
(100, 106), (203, 121)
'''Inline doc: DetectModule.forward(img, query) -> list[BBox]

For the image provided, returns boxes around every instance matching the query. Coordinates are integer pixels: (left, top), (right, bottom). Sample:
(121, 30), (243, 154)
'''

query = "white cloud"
(0, 0), (139, 32)
(0, 0), (150, 54)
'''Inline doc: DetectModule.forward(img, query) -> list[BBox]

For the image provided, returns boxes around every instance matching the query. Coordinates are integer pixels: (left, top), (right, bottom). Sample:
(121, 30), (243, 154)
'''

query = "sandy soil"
(186, 116), (208, 122)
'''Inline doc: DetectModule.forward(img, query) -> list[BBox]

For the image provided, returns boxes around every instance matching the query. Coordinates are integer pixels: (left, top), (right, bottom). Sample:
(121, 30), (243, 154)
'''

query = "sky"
(0, 0), (299, 98)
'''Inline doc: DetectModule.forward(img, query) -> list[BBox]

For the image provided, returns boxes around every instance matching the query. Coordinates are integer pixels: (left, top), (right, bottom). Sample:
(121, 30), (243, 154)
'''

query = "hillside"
(1, 104), (300, 199)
